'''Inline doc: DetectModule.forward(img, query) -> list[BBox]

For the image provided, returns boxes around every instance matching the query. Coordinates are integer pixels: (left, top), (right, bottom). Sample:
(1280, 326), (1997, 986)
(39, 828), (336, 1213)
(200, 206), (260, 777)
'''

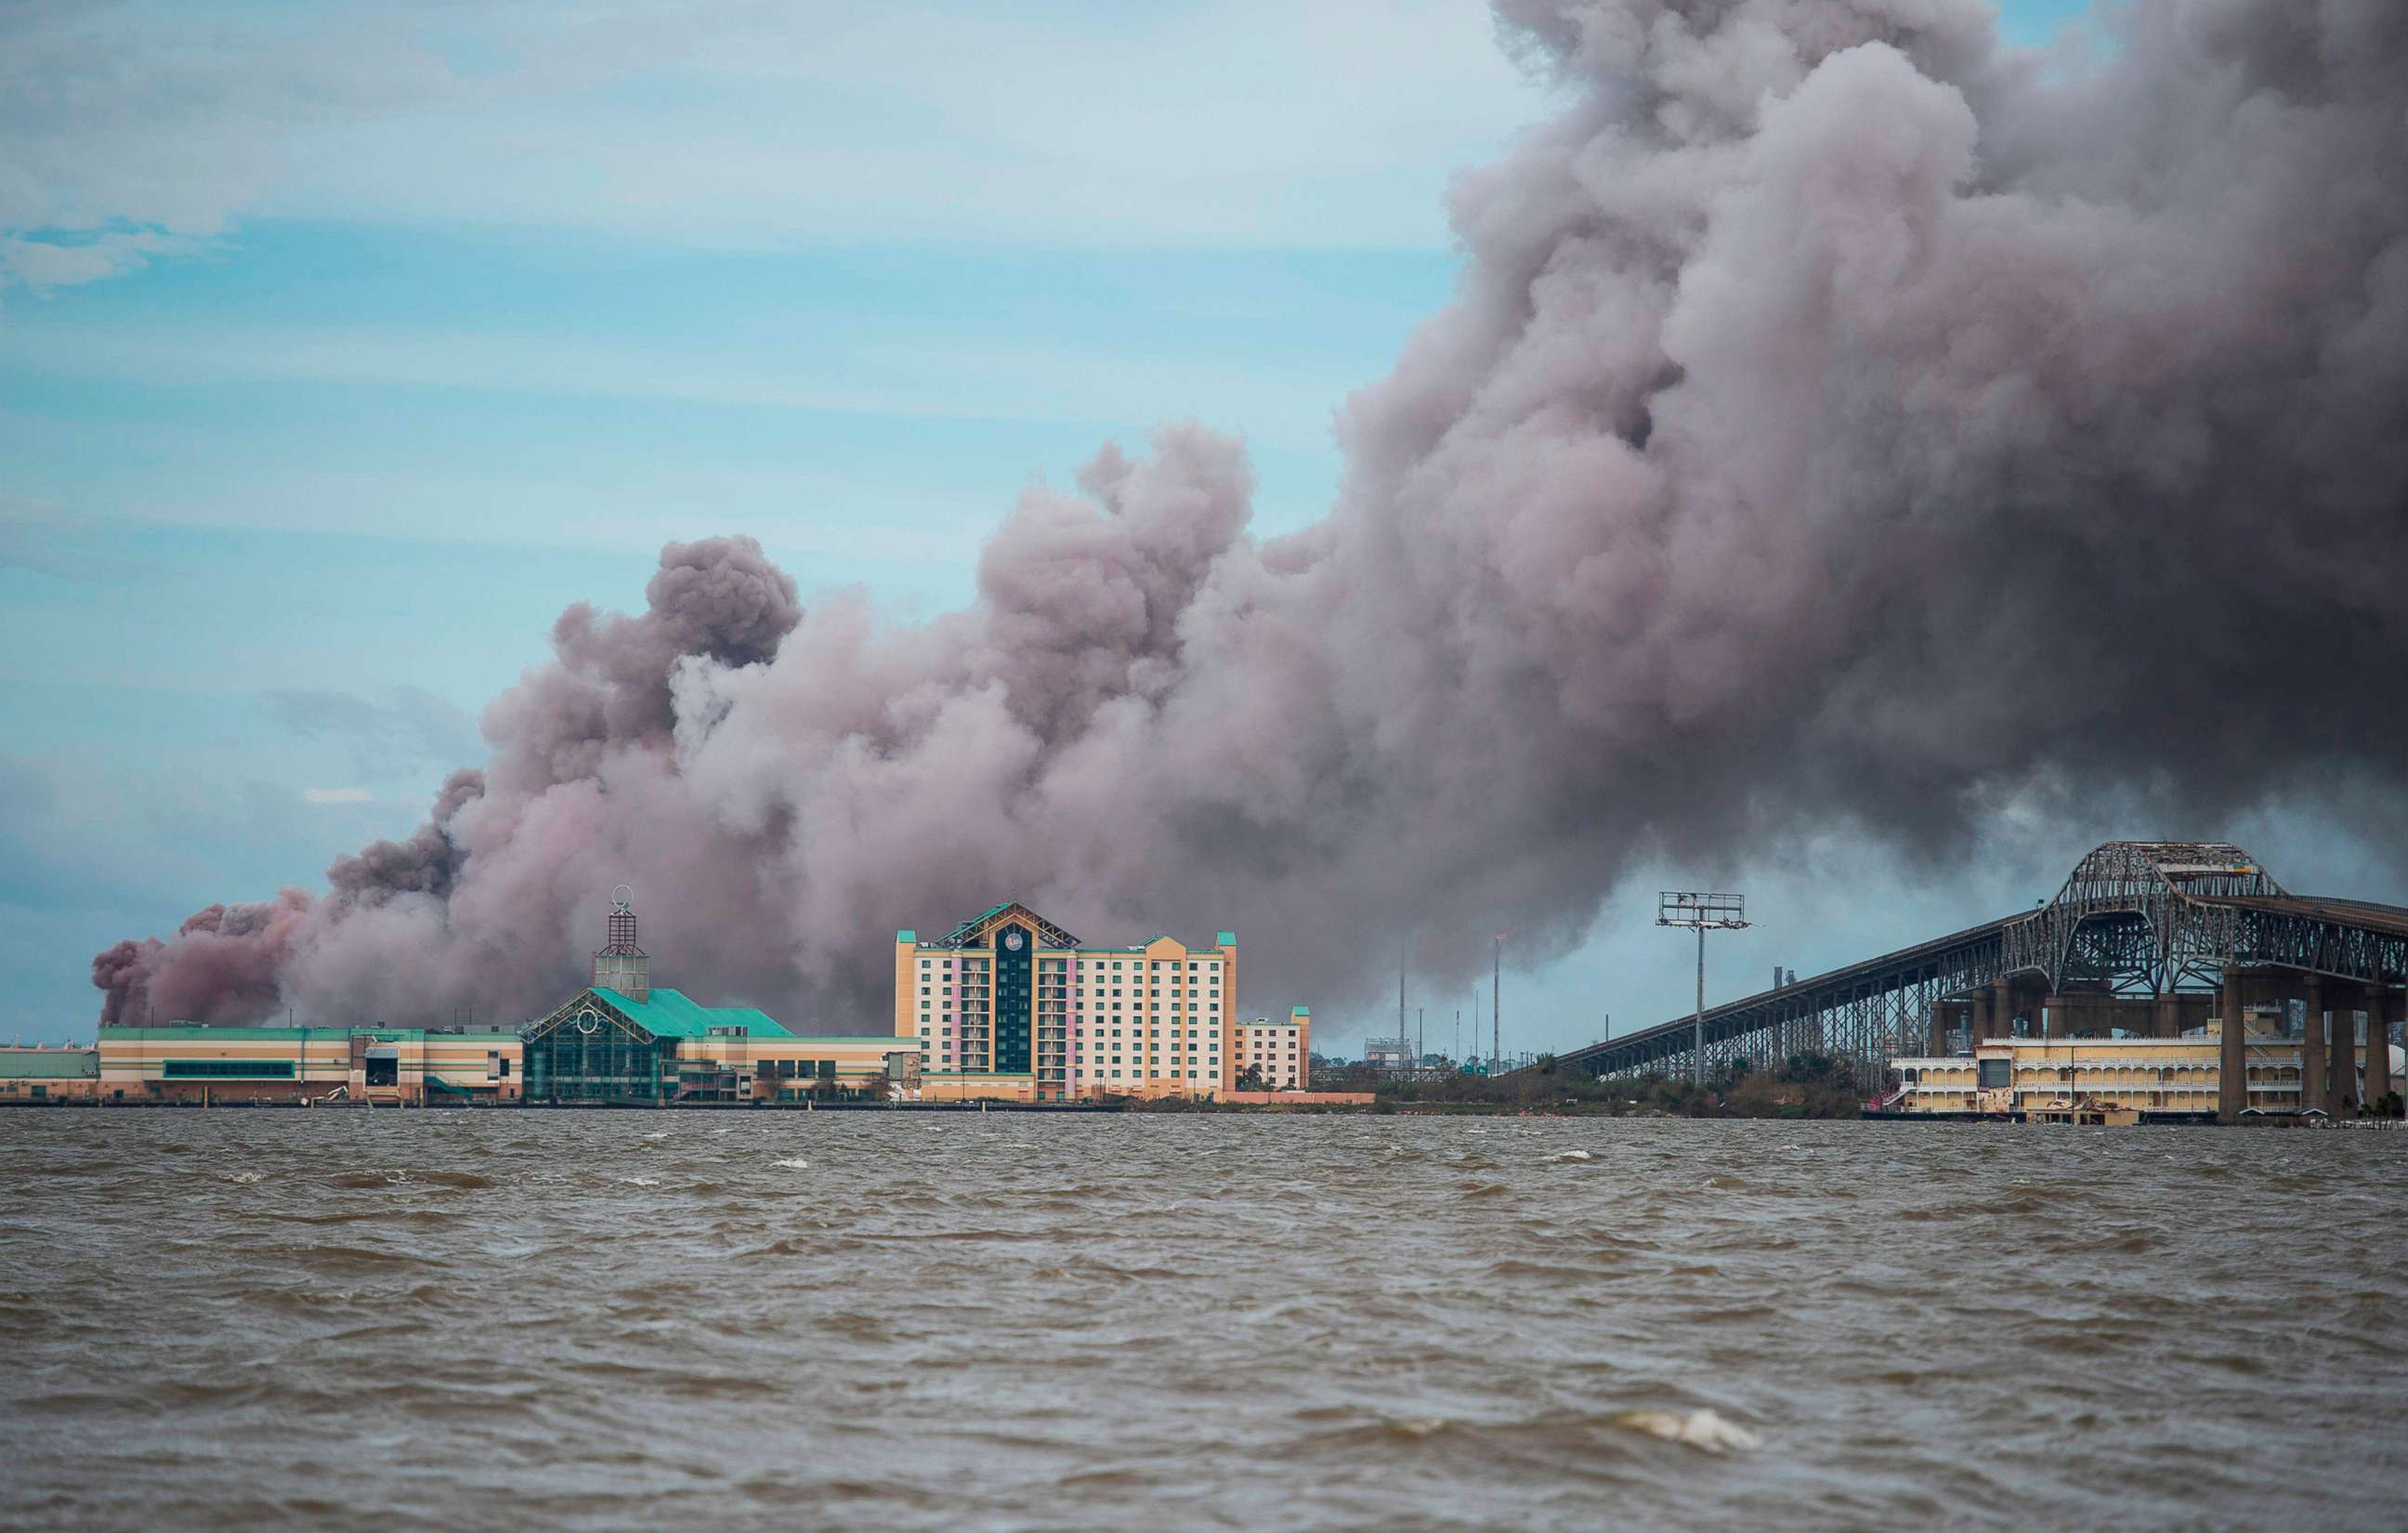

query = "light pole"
(1658, 892), (1750, 1086)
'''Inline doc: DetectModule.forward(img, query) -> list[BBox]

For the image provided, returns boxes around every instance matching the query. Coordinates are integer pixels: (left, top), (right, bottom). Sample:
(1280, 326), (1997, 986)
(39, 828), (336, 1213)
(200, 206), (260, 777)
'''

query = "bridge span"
(1540, 842), (2408, 1120)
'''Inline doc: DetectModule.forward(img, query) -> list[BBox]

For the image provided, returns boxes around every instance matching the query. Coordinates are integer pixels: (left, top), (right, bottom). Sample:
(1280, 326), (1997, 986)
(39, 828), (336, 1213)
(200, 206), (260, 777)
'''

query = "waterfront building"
(521, 896), (918, 1105)
(894, 903), (1240, 1101)
(0, 1045), (101, 1103)
(93, 1024), (524, 1107)
(74, 897), (918, 1107)
(1891, 1006), (2405, 1121)
(1234, 1007), (1311, 1090)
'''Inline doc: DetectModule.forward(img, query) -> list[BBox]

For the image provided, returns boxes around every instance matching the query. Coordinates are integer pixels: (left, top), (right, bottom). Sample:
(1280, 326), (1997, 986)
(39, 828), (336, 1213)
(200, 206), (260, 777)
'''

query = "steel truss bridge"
(1543, 842), (2408, 1087)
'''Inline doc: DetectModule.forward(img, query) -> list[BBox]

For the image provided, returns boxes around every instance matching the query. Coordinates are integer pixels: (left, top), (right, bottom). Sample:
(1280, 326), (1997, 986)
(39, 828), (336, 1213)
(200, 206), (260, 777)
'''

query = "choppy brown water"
(2, 1110), (2401, 1532)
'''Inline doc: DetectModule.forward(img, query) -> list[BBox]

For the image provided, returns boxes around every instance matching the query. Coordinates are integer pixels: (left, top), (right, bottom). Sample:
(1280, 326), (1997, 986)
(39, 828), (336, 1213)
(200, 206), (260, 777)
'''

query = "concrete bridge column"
(2218, 969), (2248, 1122)
(2366, 985), (2395, 1107)
(1928, 999), (1949, 1056)
(1991, 979), (2021, 1038)
(2326, 985), (2360, 1114)
(2301, 974), (2328, 1113)
(2152, 989), (2181, 1039)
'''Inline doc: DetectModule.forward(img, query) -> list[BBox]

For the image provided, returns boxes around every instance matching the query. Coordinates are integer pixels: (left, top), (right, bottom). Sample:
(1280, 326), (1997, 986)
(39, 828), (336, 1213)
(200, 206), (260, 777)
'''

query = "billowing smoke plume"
(95, 0), (2408, 1029)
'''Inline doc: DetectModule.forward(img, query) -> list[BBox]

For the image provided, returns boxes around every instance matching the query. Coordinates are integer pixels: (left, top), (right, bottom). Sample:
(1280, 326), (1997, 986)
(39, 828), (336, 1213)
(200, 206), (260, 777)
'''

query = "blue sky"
(2, 0), (2220, 1051)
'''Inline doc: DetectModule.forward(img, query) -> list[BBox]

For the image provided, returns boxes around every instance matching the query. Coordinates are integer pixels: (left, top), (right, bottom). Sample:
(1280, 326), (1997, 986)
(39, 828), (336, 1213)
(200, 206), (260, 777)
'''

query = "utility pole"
(1658, 893), (1750, 1086)
(1416, 1006), (1423, 1075)
(1398, 943), (1407, 1071)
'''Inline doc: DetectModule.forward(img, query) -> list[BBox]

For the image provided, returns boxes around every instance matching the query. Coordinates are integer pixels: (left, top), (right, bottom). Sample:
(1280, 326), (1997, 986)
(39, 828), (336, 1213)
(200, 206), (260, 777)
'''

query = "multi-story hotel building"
(1234, 1008), (1311, 1090)
(895, 903), (1238, 1101)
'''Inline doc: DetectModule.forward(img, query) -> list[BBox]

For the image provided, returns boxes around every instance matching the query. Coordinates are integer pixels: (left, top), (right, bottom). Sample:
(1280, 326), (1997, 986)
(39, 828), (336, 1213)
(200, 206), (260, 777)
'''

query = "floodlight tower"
(1658, 892), (1749, 1085)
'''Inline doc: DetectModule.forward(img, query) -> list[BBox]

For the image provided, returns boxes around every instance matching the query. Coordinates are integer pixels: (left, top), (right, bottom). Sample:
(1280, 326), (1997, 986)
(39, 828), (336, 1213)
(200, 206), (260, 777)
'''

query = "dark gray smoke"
(94, 0), (2408, 1030)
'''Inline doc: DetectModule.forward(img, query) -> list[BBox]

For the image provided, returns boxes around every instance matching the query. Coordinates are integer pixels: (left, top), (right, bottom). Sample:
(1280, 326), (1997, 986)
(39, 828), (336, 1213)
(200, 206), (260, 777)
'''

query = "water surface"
(2, 1110), (2400, 1531)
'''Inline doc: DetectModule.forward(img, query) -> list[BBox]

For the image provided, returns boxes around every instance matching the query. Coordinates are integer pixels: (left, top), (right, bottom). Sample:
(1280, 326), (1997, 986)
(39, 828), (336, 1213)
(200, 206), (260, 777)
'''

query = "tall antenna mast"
(1493, 933), (1508, 1068)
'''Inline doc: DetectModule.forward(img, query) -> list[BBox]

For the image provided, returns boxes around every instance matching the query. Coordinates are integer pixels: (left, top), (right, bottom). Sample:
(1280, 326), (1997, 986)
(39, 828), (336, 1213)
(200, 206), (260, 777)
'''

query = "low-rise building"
(90, 896), (920, 1107)
(97, 1025), (523, 1107)
(1234, 1007), (1311, 1090)
(0, 1045), (101, 1103)
(519, 896), (917, 1105)
(1890, 1005), (2400, 1121)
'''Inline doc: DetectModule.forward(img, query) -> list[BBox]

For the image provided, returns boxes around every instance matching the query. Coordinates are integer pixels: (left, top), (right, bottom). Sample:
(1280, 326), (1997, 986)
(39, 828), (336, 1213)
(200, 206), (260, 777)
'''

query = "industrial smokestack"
(90, 0), (2408, 1035)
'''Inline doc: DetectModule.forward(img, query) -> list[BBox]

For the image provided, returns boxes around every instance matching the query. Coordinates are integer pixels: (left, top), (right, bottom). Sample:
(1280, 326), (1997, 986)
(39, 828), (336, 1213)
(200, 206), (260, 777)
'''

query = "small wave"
(323, 1170), (493, 1190)
(1549, 1148), (1593, 1162)
(229, 1172), (267, 1185)
(771, 1158), (809, 1171)
(619, 1176), (661, 1187)
(1613, 1408), (1760, 1454)
(642, 1132), (669, 1140)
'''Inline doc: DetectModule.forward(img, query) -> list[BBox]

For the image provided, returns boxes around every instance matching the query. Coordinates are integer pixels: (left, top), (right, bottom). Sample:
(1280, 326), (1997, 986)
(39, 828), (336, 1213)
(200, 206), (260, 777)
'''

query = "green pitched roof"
(593, 987), (792, 1039)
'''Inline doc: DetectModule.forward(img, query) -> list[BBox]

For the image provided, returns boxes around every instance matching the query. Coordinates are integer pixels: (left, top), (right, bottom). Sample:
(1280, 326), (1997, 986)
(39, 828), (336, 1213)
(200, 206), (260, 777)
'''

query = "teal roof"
(593, 987), (792, 1039)
(0, 1048), (98, 1079)
(99, 1026), (520, 1043)
(896, 929), (916, 942)
(1217, 932), (1237, 947)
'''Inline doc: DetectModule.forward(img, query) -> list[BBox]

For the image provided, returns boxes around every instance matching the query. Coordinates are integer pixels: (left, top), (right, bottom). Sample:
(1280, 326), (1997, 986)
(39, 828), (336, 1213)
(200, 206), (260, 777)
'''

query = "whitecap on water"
(1613, 1409), (1760, 1454)
(1550, 1148), (1593, 1162)
(619, 1176), (661, 1187)
(640, 1132), (669, 1140)
(229, 1172), (267, 1185)
(771, 1158), (809, 1171)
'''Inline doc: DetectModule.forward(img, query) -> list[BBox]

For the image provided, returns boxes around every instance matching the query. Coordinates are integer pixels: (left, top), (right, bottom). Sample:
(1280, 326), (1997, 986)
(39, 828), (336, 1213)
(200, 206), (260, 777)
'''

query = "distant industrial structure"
(1540, 843), (2408, 1121)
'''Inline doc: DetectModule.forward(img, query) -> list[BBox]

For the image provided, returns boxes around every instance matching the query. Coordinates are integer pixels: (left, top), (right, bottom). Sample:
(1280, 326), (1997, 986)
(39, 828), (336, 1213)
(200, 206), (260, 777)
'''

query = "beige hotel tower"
(895, 903), (1238, 1101)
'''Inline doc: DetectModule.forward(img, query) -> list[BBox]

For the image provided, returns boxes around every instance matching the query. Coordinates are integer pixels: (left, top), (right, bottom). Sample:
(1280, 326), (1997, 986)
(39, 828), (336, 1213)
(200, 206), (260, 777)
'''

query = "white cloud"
(0, 0), (1553, 296)
(301, 787), (373, 805)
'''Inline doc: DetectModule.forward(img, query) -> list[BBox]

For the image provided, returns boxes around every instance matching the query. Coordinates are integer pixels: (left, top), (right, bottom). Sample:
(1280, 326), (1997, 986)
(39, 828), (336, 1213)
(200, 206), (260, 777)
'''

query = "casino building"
(56, 897), (918, 1107)
(507, 895), (919, 1105)
(894, 904), (1239, 1101)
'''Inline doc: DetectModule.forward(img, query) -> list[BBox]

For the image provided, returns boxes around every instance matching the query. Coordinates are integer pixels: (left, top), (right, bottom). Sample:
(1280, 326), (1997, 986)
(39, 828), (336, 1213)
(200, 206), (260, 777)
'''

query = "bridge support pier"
(1987, 979), (2018, 1039)
(2367, 986), (2395, 1107)
(2327, 986), (2359, 1114)
(2301, 974), (2328, 1114)
(2152, 989), (2181, 1039)
(2218, 969), (2249, 1122)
